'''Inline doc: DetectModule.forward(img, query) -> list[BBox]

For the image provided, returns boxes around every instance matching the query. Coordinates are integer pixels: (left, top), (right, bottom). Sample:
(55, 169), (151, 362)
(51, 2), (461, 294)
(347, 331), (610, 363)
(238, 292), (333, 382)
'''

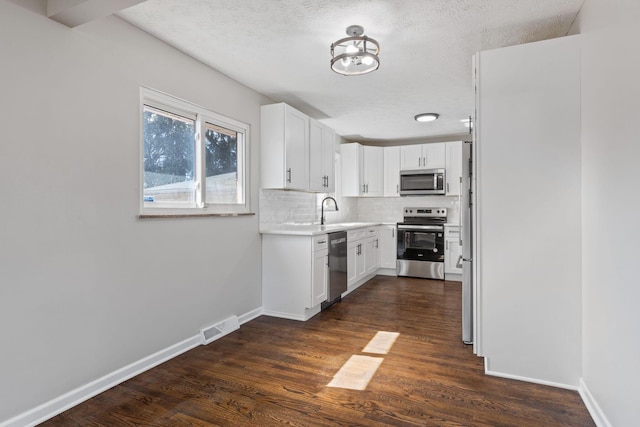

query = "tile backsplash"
(260, 189), (460, 227)
(260, 189), (358, 227)
(357, 196), (460, 224)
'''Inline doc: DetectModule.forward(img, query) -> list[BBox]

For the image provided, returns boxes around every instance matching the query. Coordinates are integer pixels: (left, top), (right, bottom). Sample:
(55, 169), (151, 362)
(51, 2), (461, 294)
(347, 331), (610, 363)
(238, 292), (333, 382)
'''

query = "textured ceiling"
(118, 0), (583, 143)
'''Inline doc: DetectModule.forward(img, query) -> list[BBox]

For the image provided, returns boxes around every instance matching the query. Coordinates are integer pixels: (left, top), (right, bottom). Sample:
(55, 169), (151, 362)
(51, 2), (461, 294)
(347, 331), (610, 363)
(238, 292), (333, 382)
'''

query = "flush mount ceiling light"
(330, 25), (380, 76)
(414, 113), (439, 122)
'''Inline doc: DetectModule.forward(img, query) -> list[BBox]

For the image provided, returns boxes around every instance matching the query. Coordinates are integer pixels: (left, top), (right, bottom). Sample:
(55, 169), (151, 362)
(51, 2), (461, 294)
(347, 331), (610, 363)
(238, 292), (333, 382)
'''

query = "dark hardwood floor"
(41, 276), (595, 426)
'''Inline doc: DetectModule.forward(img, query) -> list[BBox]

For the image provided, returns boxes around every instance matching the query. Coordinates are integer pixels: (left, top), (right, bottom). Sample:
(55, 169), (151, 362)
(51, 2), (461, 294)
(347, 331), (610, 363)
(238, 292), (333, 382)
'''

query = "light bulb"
(362, 55), (374, 66)
(346, 44), (359, 54)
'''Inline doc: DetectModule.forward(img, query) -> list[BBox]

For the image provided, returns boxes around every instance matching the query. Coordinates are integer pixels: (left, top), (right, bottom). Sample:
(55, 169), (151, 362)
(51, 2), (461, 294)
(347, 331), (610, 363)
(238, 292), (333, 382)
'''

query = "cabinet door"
(340, 143), (363, 197)
(364, 237), (380, 275)
(308, 119), (325, 191)
(311, 249), (328, 307)
(446, 141), (463, 196)
(348, 241), (366, 285)
(445, 237), (463, 275)
(322, 126), (336, 192)
(400, 144), (423, 170)
(363, 145), (384, 196)
(284, 106), (309, 190)
(384, 146), (400, 197)
(379, 225), (397, 269)
(423, 142), (446, 169)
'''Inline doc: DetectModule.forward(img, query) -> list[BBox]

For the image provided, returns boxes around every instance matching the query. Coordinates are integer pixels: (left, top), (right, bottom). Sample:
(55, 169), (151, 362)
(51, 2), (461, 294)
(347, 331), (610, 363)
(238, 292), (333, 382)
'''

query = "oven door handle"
(397, 224), (443, 231)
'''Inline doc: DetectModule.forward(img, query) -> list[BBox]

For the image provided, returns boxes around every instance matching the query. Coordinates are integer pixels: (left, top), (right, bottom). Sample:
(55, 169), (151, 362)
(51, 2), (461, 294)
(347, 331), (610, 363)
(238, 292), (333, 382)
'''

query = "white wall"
(575, 0), (640, 425)
(476, 35), (582, 387)
(0, 2), (269, 423)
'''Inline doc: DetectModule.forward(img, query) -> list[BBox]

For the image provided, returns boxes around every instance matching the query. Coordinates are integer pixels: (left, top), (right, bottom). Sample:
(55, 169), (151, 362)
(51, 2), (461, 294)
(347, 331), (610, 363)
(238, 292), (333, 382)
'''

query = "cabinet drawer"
(445, 226), (460, 238)
(347, 228), (367, 242)
(313, 234), (328, 251)
(366, 227), (379, 238)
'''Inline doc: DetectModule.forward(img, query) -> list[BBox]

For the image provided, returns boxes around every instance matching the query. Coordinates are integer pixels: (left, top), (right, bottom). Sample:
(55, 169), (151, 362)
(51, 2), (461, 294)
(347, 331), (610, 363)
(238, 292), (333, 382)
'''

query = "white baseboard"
(376, 268), (397, 277)
(262, 305), (321, 322)
(578, 378), (612, 427)
(484, 358), (578, 391)
(343, 273), (376, 297)
(0, 307), (263, 427)
(238, 307), (263, 324)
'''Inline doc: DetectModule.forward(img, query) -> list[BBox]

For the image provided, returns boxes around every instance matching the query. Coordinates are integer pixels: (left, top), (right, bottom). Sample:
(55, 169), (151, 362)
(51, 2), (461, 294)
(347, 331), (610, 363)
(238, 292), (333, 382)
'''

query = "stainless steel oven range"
(397, 207), (447, 280)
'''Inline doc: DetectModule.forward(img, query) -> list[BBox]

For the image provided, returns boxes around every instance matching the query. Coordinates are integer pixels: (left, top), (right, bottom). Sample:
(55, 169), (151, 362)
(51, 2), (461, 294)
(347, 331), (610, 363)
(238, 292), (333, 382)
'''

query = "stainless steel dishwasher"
(321, 231), (347, 310)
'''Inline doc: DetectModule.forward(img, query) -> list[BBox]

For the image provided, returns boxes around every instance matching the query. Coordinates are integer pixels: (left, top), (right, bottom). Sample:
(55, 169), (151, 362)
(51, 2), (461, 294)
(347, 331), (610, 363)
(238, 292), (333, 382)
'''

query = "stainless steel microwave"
(399, 168), (445, 195)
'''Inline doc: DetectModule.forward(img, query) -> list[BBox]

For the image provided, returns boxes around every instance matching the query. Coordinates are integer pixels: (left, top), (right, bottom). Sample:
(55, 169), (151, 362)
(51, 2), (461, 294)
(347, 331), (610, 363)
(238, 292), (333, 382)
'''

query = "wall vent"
(200, 315), (240, 345)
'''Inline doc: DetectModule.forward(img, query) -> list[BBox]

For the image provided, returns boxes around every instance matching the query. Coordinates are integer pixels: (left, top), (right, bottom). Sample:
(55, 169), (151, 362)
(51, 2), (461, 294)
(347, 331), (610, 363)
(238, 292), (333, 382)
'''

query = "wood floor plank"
(40, 276), (595, 426)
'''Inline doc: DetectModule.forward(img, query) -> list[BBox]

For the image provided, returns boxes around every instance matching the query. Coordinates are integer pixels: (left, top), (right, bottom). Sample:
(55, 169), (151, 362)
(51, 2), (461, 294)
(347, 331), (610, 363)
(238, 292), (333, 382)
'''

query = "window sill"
(138, 212), (255, 219)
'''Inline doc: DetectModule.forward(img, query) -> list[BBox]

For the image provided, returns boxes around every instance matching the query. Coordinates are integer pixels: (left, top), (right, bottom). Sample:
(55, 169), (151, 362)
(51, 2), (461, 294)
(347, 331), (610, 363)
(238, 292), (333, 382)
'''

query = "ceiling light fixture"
(331, 25), (380, 76)
(414, 113), (439, 122)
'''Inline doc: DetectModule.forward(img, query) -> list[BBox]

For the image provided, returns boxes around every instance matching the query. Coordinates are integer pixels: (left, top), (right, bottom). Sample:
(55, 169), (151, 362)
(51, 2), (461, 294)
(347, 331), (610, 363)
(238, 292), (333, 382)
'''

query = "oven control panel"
(403, 207), (447, 218)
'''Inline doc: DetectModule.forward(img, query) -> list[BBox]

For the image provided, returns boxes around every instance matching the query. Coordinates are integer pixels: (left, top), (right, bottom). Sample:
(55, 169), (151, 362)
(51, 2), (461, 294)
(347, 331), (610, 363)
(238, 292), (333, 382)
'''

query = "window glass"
(143, 105), (195, 205)
(140, 87), (250, 215)
(204, 122), (243, 204)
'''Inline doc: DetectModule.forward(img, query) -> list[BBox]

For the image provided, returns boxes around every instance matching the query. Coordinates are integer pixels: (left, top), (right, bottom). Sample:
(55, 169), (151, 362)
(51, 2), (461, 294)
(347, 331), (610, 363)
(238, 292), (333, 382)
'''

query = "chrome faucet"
(320, 196), (339, 225)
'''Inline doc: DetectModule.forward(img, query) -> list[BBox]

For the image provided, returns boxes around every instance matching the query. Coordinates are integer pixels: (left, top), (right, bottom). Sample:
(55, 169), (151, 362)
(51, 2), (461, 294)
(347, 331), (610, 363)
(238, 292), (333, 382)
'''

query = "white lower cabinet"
(262, 234), (328, 320)
(347, 226), (379, 290)
(378, 224), (397, 273)
(347, 239), (366, 285)
(444, 225), (462, 280)
(312, 243), (329, 307)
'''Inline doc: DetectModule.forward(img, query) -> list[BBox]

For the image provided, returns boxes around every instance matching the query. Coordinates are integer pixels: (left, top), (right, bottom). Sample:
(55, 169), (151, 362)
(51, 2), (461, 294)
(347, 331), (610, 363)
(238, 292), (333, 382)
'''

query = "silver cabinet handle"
(392, 227), (395, 238)
(375, 239), (379, 248)
(396, 184), (399, 194)
(286, 168), (292, 183)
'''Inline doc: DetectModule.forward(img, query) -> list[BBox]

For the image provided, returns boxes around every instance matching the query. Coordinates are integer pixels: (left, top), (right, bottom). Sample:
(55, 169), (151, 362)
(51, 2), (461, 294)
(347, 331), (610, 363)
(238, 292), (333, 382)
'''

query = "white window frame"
(139, 86), (251, 216)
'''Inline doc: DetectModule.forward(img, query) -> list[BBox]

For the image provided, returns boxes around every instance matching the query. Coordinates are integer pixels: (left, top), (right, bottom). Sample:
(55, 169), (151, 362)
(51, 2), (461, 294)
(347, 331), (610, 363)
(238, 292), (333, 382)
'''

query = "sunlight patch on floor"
(362, 331), (400, 355)
(327, 331), (401, 390)
(327, 355), (384, 390)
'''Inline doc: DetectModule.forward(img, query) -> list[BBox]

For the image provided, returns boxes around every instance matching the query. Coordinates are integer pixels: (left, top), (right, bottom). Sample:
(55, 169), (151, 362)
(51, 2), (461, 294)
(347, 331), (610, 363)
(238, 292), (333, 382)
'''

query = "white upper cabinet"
(261, 103), (337, 193)
(309, 119), (335, 192)
(400, 142), (446, 170)
(340, 143), (383, 197)
(261, 103), (309, 190)
(362, 145), (383, 197)
(383, 146), (400, 197)
(445, 141), (463, 196)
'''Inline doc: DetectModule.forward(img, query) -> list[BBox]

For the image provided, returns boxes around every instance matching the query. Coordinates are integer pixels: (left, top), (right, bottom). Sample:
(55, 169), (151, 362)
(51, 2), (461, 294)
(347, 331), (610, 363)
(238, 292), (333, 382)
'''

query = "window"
(140, 87), (249, 215)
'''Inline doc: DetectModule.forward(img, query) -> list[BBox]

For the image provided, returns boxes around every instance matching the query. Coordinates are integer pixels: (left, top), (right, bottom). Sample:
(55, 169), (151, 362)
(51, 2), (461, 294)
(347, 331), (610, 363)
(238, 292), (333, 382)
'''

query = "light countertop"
(260, 222), (382, 236)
